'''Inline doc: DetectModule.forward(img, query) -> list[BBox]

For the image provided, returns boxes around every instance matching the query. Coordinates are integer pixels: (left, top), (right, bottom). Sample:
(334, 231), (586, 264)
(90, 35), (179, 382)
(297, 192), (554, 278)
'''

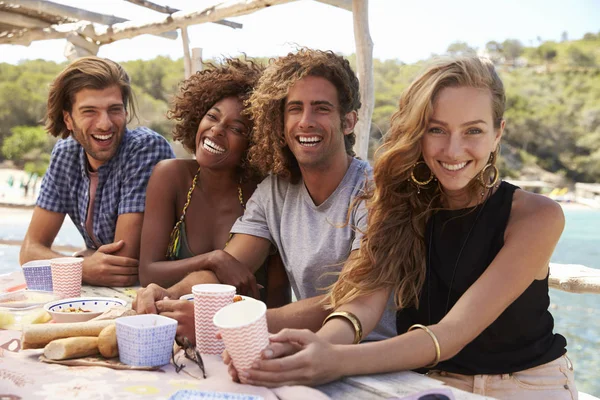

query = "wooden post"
(181, 28), (192, 79)
(192, 48), (203, 74)
(352, 0), (374, 161)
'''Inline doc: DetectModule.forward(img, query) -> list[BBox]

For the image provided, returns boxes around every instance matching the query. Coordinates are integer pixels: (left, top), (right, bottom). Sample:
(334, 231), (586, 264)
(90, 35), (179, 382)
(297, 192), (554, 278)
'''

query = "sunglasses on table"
(172, 336), (206, 379)
(390, 389), (455, 400)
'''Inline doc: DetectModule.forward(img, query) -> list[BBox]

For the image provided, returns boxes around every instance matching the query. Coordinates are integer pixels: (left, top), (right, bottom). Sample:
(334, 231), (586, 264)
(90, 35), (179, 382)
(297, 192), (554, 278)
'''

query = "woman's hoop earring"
(479, 163), (499, 196)
(410, 161), (434, 193)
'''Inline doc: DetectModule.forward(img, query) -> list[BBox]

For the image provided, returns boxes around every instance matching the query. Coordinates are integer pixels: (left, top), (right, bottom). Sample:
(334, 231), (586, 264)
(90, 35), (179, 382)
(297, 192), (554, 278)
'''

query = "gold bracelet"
(408, 324), (441, 368)
(323, 311), (363, 344)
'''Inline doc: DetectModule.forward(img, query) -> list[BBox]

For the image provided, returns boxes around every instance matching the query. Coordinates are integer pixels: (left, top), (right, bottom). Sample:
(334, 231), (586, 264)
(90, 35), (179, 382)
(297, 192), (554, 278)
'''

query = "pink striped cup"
(50, 257), (83, 298)
(213, 299), (269, 372)
(191, 284), (236, 355)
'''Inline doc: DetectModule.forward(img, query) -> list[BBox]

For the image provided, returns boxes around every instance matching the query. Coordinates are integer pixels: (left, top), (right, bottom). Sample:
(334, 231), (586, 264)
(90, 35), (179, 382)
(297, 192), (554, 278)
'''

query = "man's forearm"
(166, 270), (220, 299)
(19, 241), (66, 265)
(266, 295), (330, 333)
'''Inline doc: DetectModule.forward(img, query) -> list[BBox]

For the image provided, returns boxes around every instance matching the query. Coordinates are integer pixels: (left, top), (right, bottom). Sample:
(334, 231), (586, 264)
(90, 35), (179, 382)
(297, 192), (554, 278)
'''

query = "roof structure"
(0, 0), (373, 159)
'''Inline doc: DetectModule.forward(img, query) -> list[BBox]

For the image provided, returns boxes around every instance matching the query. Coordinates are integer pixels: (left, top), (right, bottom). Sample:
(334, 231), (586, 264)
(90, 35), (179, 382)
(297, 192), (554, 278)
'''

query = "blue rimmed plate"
(168, 390), (263, 400)
(44, 297), (128, 323)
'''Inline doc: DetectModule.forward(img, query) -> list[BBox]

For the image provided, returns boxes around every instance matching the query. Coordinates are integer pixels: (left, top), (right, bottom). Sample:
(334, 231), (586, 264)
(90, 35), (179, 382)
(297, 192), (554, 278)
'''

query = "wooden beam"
(0, 26), (71, 46)
(351, 0), (373, 160)
(212, 19), (243, 29)
(0, 10), (50, 28)
(549, 263), (600, 294)
(9, 0), (125, 25)
(93, 0), (297, 43)
(124, 0), (242, 29)
(9, 0), (177, 40)
(313, 0), (353, 11)
(124, 0), (180, 15)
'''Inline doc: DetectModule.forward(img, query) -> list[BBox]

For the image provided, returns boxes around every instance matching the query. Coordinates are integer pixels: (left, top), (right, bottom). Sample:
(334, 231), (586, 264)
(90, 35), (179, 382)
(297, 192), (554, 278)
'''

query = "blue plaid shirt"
(36, 127), (175, 249)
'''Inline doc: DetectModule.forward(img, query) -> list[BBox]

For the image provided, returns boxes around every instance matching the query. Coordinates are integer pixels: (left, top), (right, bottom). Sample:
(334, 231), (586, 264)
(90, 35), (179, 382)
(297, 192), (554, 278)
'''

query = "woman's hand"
(238, 329), (344, 387)
(221, 335), (302, 382)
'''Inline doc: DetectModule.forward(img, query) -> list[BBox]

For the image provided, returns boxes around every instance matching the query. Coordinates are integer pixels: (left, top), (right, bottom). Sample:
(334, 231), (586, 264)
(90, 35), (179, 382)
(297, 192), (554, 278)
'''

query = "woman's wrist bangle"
(323, 311), (363, 344)
(408, 324), (441, 368)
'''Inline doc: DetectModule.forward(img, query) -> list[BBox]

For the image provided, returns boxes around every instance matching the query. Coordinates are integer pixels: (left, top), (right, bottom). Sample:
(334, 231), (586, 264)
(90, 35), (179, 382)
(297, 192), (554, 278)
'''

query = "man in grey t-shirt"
(134, 49), (395, 341)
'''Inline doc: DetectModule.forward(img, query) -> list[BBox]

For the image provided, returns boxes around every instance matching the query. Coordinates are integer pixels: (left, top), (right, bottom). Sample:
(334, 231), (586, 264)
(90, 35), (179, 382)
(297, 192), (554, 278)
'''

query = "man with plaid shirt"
(20, 57), (174, 287)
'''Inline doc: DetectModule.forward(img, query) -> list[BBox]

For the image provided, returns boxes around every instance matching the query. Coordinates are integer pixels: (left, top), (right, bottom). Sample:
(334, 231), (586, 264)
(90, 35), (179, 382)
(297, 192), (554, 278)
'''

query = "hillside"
(1, 33), (599, 183)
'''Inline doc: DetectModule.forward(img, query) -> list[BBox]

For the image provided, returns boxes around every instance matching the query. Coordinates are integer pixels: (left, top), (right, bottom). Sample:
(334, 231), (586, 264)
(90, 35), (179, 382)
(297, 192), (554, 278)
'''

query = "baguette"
(97, 324), (119, 358)
(22, 320), (115, 349)
(44, 337), (99, 360)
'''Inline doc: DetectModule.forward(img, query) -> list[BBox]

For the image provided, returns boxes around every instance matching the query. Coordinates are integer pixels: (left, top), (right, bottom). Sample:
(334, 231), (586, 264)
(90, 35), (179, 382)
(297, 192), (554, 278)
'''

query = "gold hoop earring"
(410, 161), (434, 193)
(479, 162), (499, 196)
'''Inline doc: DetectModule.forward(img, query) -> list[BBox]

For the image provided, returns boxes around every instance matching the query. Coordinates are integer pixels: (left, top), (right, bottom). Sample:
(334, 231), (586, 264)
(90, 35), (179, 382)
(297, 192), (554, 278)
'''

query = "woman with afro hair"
(137, 58), (290, 316)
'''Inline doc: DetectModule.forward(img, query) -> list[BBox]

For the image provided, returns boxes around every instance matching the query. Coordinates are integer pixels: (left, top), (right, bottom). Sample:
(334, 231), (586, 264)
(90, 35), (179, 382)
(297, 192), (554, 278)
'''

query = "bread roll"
(98, 324), (119, 358)
(44, 337), (99, 360)
(22, 320), (115, 349)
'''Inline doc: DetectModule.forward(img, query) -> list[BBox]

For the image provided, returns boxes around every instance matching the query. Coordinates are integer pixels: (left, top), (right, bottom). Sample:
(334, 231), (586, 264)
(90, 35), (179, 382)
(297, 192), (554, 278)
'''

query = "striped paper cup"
(191, 284), (236, 355)
(213, 300), (269, 372)
(50, 257), (83, 298)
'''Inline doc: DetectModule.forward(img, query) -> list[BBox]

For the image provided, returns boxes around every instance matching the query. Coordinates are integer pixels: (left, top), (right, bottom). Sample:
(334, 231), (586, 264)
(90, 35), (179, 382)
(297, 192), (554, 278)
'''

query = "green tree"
(446, 41), (476, 57)
(1, 125), (54, 169)
(537, 42), (558, 63)
(501, 39), (524, 64)
(567, 46), (596, 66)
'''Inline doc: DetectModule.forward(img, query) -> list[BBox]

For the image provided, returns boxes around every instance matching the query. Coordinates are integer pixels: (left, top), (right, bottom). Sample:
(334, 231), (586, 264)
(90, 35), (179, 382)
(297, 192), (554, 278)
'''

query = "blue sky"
(2, 0), (599, 64)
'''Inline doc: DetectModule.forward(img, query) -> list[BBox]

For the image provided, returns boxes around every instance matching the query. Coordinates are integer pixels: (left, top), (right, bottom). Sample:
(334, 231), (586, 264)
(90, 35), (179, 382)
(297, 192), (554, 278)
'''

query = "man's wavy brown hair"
(168, 57), (264, 182)
(329, 56), (505, 311)
(45, 56), (136, 138)
(247, 49), (361, 183)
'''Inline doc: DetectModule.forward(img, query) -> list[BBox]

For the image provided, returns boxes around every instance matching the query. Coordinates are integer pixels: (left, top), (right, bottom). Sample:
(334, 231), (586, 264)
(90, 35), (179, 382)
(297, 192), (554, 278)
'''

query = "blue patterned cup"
(22, 260), (53, 291)
(116, 314), (178, 367)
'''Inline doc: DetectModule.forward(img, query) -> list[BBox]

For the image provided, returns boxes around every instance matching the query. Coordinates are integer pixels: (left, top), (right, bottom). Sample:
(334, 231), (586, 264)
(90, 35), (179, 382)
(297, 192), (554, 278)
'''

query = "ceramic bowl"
(116, 314), (178, 367)
(44, 297), (128, 323)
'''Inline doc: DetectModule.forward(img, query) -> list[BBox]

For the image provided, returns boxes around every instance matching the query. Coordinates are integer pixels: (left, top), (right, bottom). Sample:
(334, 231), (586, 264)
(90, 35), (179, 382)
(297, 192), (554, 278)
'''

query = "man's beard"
(71, 120), (124, 165)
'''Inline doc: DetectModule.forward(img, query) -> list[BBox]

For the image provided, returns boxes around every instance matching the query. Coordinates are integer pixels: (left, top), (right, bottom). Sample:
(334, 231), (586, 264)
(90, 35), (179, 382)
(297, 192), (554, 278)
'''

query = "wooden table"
(549, 262), (600, 294)
(78, 284), (492, 400)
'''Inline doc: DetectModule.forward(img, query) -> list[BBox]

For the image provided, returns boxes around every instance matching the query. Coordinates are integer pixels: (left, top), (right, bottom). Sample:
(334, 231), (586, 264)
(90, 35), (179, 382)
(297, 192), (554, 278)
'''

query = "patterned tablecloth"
(0, 271), (330, 400)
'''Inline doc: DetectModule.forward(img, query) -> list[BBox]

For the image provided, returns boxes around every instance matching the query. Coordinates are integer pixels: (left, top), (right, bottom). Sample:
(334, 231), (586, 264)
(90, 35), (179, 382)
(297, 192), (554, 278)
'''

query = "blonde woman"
(234, 56), (576, 400)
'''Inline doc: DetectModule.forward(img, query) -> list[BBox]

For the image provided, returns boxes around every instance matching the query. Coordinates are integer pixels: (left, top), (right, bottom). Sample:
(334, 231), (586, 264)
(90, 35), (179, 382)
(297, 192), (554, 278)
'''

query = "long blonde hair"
(329, 56), (505, 310)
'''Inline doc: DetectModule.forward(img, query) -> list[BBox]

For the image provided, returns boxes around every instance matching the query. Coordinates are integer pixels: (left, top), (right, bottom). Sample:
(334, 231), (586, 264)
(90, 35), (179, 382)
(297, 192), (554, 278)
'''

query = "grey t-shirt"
(231, 158), (396, 340)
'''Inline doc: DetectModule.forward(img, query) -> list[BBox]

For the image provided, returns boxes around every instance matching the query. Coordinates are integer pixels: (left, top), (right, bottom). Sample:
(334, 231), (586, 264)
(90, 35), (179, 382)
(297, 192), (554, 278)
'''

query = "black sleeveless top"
(396, 181), (567, 375)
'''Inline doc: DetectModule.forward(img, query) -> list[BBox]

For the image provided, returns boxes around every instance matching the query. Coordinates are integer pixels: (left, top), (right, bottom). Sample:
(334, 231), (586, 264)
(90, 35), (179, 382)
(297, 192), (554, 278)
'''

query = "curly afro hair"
(168, 57), (264, 181)
(247, 49), (361, 183)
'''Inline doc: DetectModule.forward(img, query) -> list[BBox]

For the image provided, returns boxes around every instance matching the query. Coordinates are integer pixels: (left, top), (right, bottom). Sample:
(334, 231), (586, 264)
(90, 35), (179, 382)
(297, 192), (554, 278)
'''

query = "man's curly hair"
(168, 57), (264, 182)
(247, 49), (361, 183)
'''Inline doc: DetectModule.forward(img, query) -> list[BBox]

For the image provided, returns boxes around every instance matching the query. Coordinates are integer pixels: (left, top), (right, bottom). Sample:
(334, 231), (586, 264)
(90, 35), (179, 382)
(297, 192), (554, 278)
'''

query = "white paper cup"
(50, 257), (83, 297)
(191, 284), (236, 355)
(213, 300), (269, 371)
